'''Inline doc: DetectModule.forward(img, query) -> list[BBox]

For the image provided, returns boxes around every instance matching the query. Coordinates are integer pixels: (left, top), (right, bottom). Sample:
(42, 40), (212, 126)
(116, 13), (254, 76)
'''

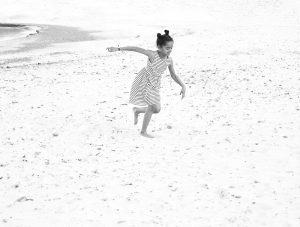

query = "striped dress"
(129, 50), (171, 106)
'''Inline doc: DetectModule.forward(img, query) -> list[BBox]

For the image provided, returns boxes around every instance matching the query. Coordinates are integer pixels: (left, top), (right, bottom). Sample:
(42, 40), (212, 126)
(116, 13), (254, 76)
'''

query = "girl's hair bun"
(156, 30), (173, 47)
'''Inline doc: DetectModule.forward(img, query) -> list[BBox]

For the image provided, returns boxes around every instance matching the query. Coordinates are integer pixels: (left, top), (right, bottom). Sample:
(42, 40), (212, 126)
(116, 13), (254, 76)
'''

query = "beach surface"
(1, 0), (300, 226)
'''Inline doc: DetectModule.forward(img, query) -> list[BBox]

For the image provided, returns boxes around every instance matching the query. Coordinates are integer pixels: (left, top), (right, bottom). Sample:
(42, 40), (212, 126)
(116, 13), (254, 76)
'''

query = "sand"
(1, 0), (300, 226)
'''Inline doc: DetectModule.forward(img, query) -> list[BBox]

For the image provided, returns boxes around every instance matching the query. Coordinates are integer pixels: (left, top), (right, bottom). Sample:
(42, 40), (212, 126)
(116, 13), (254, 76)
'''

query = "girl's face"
(158, 41), (173, 57)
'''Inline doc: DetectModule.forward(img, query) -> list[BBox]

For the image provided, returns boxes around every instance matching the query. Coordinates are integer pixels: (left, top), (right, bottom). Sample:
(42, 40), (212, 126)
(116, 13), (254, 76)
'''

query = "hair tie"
(164, 30), (169, 36)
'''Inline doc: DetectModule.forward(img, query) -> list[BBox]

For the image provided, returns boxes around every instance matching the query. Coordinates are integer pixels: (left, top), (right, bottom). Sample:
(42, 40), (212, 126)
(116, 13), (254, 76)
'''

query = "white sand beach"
(1, 0), (300, 226)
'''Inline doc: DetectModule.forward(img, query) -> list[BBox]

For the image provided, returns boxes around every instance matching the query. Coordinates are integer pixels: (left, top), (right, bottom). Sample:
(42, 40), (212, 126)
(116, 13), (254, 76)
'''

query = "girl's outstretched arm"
(168, 58), (186, 99)
(107, 46), (155, 60)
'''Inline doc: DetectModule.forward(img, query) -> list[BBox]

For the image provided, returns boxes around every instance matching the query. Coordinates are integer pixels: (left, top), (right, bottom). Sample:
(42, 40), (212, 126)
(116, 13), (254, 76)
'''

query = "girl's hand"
(106, 47), (119, 52)
(180, 85), (186, 99)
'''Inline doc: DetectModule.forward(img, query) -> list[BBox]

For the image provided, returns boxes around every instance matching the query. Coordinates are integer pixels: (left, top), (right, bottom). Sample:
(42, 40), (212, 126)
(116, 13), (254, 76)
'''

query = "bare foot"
(140, 131), (154, 138)
(133, 107), (139, 125)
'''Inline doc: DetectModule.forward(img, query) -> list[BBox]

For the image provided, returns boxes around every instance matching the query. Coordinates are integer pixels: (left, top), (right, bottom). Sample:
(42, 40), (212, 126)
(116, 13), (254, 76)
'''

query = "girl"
(106, 30), (186, 138)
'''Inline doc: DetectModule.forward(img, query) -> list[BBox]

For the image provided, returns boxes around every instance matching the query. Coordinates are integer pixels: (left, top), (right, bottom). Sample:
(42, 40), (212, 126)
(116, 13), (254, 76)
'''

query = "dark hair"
(156, 30), (173, 47)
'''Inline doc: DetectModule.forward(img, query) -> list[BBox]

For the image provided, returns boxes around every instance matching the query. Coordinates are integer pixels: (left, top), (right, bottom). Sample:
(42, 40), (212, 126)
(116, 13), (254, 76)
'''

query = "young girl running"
(106, 30), (186, 138)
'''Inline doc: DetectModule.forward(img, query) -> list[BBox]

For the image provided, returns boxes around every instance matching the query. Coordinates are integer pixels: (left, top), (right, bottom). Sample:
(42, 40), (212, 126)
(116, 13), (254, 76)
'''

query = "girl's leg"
(140, 105), (154, 138)
(133, 106), (147, 125)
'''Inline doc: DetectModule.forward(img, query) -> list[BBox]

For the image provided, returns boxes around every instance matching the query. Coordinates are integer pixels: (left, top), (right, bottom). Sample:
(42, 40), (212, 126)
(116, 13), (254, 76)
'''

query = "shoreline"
(0, 23), (101, 54)
(0, 23), (41, 42)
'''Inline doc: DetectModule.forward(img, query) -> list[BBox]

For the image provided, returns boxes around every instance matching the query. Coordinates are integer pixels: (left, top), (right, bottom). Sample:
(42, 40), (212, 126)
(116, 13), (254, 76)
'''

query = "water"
(0, 24), (38, 42)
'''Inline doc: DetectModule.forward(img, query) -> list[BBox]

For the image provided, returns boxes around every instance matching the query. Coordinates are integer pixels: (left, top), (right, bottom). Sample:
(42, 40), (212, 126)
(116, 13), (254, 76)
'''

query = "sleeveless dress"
(129, 50), (171, 106)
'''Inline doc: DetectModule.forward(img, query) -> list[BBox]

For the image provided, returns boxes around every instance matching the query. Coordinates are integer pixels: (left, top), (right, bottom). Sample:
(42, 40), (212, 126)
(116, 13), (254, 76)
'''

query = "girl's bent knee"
(153, 104), (161, 113)
(154, 109), (161, 113)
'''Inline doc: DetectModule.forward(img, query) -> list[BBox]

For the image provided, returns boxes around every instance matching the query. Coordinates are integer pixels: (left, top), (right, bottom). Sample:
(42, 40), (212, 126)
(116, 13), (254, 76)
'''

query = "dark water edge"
(0, 23), (32, 39)
(0, 23), (24, 28)
(0, 23), (100, 54)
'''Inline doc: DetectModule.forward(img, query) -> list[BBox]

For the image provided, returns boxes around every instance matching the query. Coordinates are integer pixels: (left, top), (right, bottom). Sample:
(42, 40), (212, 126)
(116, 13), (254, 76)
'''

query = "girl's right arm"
(107, 46), (155, 61)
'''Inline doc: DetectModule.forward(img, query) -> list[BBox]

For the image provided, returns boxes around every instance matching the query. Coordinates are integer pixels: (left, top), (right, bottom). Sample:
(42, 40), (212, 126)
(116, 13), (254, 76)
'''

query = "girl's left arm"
(168, 58), (185, 88)
(168, 58), (186, 99)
